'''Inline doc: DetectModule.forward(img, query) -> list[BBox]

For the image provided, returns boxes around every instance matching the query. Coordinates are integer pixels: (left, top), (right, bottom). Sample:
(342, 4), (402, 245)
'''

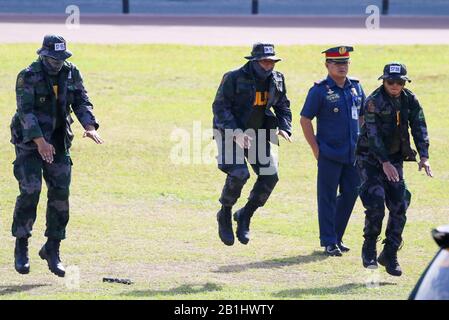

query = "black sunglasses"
(386, 79), (406, 86)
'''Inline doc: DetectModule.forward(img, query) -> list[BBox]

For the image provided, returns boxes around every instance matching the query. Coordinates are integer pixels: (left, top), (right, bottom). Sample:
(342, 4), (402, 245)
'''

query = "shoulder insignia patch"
(17, 76), (24, 87)
(314, 78), (326, 85)
(273, 71), (283, 82)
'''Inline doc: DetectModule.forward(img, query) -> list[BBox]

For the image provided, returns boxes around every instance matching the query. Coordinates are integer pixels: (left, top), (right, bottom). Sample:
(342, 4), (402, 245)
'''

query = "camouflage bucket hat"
(378, 63), (411, 82)
(245, 43), (281, 61)
(36, 34), (72, 60)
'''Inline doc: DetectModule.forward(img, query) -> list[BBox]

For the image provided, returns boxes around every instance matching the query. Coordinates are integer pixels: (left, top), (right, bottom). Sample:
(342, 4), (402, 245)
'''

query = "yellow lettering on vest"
(254, 91), (268, 107)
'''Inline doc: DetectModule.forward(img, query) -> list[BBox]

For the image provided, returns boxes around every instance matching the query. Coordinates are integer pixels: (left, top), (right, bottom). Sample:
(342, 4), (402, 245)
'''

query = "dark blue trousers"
(317, 155), (360, 247)
(215, 129), (279, 209)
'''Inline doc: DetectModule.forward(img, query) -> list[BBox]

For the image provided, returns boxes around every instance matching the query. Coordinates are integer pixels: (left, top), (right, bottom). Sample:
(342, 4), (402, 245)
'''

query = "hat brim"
(378, 74), (411, 82)
(245, 55), (281, 62)
(37, 48), (72, 60)
(326, 58), (350, 63)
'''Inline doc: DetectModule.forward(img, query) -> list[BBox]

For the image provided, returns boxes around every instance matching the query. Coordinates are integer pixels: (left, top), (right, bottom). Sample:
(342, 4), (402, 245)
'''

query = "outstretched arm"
(409, 95), (432, 177)
(71, 67), (103, 144)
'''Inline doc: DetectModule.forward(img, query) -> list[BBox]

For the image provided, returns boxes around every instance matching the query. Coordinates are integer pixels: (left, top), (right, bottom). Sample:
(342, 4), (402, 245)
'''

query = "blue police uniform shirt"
(301, 75), (365, 164)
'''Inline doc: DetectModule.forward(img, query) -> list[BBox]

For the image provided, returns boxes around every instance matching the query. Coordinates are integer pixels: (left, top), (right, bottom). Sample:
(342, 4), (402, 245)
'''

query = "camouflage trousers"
(12, 147), (72, 240)
(356, 156), (411, 249)
(215, 130), (279, 209)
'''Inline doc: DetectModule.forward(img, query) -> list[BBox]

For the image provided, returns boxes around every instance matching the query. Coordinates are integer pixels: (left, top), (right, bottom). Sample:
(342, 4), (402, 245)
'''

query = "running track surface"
(1, 14), (448, 45)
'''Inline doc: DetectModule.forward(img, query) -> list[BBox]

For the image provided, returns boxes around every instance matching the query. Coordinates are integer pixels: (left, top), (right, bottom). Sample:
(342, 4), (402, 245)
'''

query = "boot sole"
(39, 248), (65, 278)
(378, 255), (402, 276)
(218, 232), (234, 246)
(15, 266), (30, 275)
(237, 236), (249, 245)
(362, 253), (378, 269)
(365, 264), (378, 270)
(362, 261), (378, 269)
(325, 251), (342, 257)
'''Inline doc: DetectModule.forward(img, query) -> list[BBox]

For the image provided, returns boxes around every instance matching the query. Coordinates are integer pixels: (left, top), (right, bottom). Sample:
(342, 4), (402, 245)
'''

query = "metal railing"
(120, 0), (391, 15)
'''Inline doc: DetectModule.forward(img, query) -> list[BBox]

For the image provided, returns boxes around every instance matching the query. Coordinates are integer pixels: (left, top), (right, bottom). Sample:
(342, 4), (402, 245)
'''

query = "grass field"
(0, 44), (448, 300)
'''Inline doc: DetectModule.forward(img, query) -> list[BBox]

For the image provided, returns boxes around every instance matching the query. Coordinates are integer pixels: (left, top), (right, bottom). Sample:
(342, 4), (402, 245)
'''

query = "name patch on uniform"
(264, 46), (274, 54)
(54, 43), (66, 51)
(389, 65), (401, 73)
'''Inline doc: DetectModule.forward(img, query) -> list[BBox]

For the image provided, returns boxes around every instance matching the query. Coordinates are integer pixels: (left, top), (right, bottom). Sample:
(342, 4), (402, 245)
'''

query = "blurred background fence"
(0, 0), (448, 15)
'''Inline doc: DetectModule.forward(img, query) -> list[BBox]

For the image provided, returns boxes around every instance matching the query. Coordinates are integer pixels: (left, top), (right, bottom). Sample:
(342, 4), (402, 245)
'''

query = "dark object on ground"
(103, 277), (133, 285)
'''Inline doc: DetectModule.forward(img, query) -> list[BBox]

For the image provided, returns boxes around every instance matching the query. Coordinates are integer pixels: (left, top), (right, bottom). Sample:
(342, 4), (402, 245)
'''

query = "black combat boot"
(324, 244), (342, 256)
(378, 241), (402, 276)
(39, 239), (66, 277)
(217, 207), (234, 246)
(233, 208), (255, 245)
(362, 238), (378, 268)
(14, 238), (30, 275)
(338, 241), (350, 253)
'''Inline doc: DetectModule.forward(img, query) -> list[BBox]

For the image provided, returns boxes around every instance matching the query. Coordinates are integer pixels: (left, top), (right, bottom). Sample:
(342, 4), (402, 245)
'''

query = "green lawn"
(0, 44), (448, 300)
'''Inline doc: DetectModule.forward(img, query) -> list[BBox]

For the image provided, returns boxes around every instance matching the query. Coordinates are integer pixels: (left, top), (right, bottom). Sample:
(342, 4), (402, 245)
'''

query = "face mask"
(252, 60), (273, 80)
(41, 56), (64, 75)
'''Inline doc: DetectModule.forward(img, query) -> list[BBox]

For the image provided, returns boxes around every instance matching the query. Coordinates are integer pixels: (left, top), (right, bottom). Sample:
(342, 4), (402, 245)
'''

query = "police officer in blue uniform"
(300, 46), (365, 256)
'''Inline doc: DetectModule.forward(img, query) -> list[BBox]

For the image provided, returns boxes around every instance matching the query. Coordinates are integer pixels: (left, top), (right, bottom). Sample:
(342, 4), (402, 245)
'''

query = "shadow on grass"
(0, 284), (49, 296)
(273, 282), (397, 298)
(122, 282), (222, 297)
(214, 251), (327, 273)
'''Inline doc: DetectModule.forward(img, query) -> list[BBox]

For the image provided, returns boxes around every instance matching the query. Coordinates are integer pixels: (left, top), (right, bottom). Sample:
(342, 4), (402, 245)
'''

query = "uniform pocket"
(10, 115), (23, 144)
(67, 88), (75, 105)
(35, 86), (51, 111)
(236, 82), (253, 94)
(380, 112), (393, 122)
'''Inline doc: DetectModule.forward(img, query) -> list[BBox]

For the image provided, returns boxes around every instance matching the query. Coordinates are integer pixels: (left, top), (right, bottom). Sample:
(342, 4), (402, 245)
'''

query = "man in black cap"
(212, 43), (292, 246)
(10, 34), (103, 277)
(356, 62), (432, 276)
(300, 46), (365, 256)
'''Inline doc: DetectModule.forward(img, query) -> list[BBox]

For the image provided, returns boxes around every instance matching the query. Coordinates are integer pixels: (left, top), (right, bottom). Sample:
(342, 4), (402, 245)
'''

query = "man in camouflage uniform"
(212, 43), (292, 246)
(10, 35), (103, 277)
(356, 63), (432, 276)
